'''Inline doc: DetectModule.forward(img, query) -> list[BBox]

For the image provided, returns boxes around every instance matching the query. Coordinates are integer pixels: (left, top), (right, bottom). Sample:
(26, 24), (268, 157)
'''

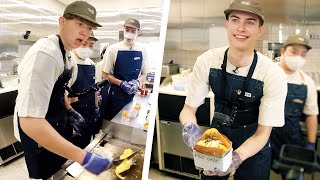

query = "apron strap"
(220, 48), (258, 103)
(56, 34), (66, 65)
(55, 34), (73, 89)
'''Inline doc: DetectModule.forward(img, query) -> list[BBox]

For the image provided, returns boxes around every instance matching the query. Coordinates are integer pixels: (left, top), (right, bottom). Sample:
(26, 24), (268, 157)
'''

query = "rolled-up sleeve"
(141, 47), (150, 74)
(185, 54), (211, 108)
(102, 47), (116, 74)
(303, 76), (319, 115)
(258, 65), (287, 127)
(17, 52), (61, 118)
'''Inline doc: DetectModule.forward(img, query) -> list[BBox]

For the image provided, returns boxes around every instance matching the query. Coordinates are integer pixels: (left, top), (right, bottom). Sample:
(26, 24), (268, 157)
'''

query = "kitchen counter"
(110, 94), (151, 130)
(0, 75), (18, 94)
(159, 76), (214, 97)
(102, 92), (152, 146)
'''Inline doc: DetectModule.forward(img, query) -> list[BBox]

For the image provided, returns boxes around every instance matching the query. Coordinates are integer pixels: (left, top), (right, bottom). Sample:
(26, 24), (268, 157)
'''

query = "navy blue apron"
(201, 49), (271, 180)
(70, 62), (98, 149)
(103, 50), (142, 120)
(18, 35), (73, 179)
(271, 83), (307, 173)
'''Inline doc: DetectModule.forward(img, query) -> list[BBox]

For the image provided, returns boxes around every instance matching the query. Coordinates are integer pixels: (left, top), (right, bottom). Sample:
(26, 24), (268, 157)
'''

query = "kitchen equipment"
(161, 60), (179, 77)
(0, 90), (23, 165)
(66, 136), (145, 180)
(156, 92), (213, 179)
(171, 74), (189, 91)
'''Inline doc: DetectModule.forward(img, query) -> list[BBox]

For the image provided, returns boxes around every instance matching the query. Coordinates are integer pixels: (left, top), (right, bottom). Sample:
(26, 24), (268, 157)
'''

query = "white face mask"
(75, 47), (93, 59)
(284, 55), (306, 71)
(124, 31), (138, 41)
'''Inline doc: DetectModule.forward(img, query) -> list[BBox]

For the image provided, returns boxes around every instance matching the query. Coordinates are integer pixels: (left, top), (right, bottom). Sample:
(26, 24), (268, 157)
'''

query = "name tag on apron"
(293, 99), (304, 104)
(134, 57), (141, 60)
(236, 90), (251, 97)
(245, 92), (251, 97)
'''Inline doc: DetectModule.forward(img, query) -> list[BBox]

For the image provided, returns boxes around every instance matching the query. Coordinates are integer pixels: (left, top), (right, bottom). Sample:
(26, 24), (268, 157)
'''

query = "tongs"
(112, 146), (144, 166)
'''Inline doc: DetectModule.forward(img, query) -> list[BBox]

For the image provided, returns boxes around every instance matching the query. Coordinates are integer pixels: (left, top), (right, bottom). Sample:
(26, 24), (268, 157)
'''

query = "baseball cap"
(284, 35), (312, 50)
(224, 0), (265, 25)
(89, 31), (98, 41)
(124, 18), (140, 29)
(63, 1), (102, 27)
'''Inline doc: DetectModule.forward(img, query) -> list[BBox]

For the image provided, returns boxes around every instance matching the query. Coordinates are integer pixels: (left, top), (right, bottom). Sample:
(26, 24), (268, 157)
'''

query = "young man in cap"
(66, 32), (101, 149)
(271, 35), (318, 178)
(14, 1), (112, 179)
(180, 0), (287, 179)
(101, 18), (150, 120)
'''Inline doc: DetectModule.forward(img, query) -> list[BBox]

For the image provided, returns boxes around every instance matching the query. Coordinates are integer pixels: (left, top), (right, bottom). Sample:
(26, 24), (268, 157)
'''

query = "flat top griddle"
(76, 137), (145, 180)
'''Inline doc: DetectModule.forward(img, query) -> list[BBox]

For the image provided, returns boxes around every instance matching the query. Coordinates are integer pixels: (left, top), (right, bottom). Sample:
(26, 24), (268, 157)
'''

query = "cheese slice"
(115, 159), (132, 179)
(120, 148), (133, 160)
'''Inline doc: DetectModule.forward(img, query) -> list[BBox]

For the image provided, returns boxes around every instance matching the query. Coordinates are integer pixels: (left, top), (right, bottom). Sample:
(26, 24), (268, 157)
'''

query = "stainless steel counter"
(102, 94), (151, 145)
(60, 94), (151, 179)
(63, 133), (144, 180)
(0, 76), (21, 165)
(109, 95), (150, 129)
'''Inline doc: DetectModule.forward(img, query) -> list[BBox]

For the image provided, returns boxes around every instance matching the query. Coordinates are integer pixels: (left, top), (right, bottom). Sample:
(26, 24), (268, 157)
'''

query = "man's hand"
(129, 79), (140, 92)
(120, 81), (136, 95)
(82, 152), (112, 175)
(66, 108), (86, 135)
(97, 92), (102, 106)
(94, 108), (100, 122)
(182, 122), (202, 151)
(203, 151), (242, 176)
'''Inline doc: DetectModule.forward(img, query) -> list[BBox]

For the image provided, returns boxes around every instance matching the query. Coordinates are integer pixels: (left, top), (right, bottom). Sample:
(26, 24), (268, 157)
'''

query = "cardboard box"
(193, 148), (233, 172)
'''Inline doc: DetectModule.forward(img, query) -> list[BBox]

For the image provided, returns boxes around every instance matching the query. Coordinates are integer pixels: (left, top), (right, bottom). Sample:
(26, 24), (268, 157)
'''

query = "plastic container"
(171, 74), (189, 91)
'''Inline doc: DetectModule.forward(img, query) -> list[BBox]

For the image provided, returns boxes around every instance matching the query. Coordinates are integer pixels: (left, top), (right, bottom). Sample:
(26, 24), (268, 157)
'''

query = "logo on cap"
(298, 37), (305, 42)
(130, 20), (135, 23)
(88, 8), (94, 15)
(241, 1), (251, 6)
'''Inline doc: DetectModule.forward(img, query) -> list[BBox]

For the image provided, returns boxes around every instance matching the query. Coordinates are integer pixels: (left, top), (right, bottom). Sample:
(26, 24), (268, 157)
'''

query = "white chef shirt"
(95, 60), (104, 83)
(14, 35), (76, 140)
(185, 46), (288, 127)
(101, 41), (150, 76)
(287, 70), (319, 115)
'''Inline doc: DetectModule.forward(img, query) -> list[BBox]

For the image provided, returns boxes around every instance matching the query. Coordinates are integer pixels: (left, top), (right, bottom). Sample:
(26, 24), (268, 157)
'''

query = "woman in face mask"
(271, 35), (319, 179)
(66, 32), (101, 149)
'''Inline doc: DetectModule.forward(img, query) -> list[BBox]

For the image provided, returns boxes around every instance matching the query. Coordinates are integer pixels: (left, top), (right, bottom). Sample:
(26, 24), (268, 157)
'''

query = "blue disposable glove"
(94, 108), (100, 122)
(97, 92), (102, 106)
(82, 152), (112, 175)
(203, 151), (242, 177)
(305, 142), (316, 150)
(67, 108), (86, 135)
(120, 81), (135, 95)
(182, 122), (203, 151)
(128, 79), (140, 94)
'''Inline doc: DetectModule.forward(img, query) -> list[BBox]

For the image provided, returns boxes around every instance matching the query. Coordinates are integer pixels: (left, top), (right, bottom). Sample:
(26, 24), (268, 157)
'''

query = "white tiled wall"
(163, 50), (206, 70)
(164, 23), (320, 76)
